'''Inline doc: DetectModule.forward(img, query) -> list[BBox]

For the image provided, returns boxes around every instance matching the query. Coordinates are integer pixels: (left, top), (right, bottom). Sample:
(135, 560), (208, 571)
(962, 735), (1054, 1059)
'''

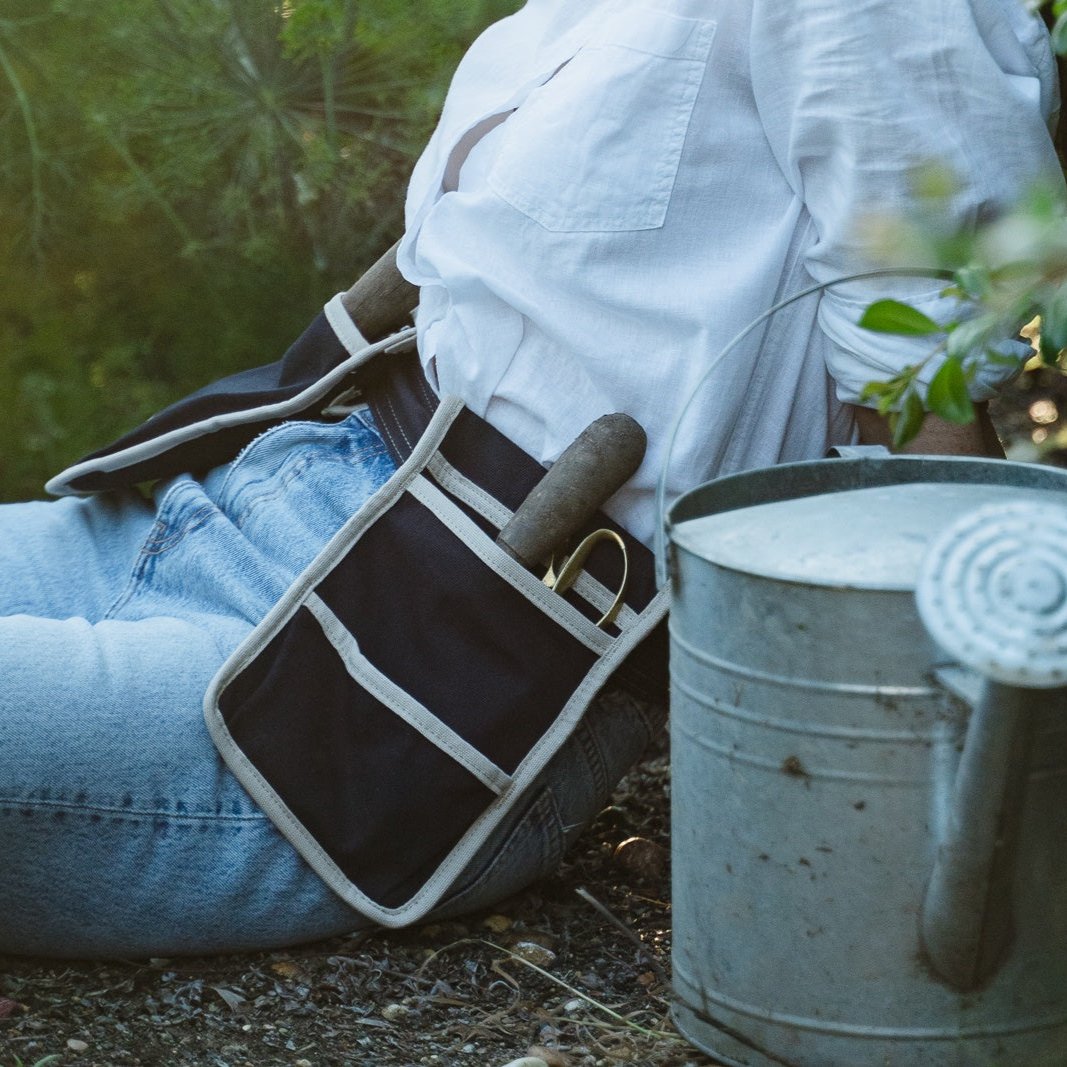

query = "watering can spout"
(916, 502), (1067, 992)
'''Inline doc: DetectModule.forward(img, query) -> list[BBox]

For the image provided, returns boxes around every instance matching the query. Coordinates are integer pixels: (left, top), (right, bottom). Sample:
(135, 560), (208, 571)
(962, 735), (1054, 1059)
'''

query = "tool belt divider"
(204, 394), (668, 927)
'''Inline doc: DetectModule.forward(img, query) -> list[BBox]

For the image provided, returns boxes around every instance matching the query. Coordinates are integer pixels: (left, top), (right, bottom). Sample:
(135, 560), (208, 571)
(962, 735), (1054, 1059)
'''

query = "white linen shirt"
(397, 0), (1062, 548)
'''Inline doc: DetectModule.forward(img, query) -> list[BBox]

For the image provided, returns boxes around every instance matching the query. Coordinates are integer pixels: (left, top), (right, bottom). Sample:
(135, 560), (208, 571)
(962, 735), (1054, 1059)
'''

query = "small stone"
(497, 1059), (549, 1067)
(295, 1060), (313, 1067)
(527, 1045), (570, 1067)
(483, 914), (513, 933)
(563, 997), (585, 1013)
(511, 941), (557, 967)
(67, 1039), (90, 1053)
(382, 1003), (411, 1022)
(612, 836), (668, 883)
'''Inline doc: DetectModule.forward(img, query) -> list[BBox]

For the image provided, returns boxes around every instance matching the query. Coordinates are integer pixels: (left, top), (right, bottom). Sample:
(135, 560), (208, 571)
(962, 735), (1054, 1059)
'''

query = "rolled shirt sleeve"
(750, 0), (1064, 405)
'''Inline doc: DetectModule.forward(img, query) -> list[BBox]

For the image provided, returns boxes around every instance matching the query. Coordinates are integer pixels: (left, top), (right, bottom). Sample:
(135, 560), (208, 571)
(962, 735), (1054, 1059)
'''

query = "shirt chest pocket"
(487, 9), (716, 233)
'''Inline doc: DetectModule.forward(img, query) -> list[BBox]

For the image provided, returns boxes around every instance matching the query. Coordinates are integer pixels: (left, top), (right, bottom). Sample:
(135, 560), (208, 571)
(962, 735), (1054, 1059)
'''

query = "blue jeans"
(0, 411), (663, 958)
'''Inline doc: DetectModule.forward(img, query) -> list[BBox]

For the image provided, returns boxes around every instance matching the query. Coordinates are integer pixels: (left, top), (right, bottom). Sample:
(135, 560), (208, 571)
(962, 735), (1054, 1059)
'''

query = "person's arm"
(750, 0), (1061, 424)
(340, 239), (419, 342)
(850, 403), (1005, 458)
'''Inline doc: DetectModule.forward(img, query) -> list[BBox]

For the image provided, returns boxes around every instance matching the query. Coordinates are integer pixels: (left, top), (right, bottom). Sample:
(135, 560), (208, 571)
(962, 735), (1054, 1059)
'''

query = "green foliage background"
(0, 0), (517, 499)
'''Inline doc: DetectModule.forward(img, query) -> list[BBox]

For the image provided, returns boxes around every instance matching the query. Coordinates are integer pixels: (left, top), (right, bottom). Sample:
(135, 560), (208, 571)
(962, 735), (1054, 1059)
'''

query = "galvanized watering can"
(665, 452), (1067, 1066)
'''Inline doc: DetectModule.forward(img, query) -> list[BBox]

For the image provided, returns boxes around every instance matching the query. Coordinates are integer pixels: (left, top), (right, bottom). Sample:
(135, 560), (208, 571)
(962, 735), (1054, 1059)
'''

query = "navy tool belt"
(49, 297), (668, 925)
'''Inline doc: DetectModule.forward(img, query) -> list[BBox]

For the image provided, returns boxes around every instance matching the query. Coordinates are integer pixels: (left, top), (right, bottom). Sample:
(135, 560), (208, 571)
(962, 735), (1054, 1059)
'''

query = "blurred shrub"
(0, 0), (517, 498)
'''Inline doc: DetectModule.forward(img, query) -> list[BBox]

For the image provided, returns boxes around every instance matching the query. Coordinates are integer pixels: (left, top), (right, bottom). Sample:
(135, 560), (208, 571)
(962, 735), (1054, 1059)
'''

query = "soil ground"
(1, 365), (1065, 1067)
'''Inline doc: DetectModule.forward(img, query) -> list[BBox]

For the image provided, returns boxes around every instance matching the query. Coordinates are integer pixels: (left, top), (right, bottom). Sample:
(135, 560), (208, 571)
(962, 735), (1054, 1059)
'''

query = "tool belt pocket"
(204, 395), (667, 927)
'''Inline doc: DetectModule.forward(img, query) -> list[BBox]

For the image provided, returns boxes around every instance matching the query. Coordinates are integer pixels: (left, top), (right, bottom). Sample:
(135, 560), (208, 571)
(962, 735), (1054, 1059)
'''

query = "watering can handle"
(653, 268), (952, 588)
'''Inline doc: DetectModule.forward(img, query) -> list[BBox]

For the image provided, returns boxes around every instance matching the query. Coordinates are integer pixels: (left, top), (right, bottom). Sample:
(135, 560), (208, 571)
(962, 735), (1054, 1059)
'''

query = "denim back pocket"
(487, 8), (717, 233)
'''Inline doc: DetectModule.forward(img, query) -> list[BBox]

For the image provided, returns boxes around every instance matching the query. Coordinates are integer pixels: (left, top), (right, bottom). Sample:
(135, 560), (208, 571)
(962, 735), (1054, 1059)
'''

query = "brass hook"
(543, 529), (629, 628)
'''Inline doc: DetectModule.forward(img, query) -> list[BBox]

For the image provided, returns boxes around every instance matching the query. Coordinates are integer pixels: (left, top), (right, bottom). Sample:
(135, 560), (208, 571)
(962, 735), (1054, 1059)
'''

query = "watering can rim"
(666, 454), (1067, 591)
(668, 453), (1067, 524)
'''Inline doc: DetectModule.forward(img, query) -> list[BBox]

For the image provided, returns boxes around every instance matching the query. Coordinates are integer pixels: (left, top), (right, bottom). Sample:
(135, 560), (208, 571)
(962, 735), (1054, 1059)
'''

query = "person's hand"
(850, 402), (1004, 458)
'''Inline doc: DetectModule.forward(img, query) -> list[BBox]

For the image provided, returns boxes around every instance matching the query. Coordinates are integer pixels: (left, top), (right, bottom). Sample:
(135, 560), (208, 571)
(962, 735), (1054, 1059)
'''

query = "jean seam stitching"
(576, 720), (609, 797)
(103, 481), (199, 619)
(229, 442), (387, 530)
(0, 797), (265, 822)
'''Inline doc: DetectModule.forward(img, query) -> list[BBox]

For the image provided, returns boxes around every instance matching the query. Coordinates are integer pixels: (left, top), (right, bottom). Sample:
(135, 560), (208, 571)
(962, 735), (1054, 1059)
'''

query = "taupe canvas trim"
(425, 452), (513, 529)
(305, 592), (512, 796)
(406, 474), (613, 656)
(423, 451), (639, 631)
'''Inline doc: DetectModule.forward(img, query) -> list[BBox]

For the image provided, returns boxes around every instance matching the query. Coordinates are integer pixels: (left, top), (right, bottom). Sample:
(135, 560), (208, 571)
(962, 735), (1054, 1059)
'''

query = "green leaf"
(891, 389), (926, 450)
(926, 357), (975, 425)
(946, 316), (995, 362)
(859, 300), (942, 336)
(859, 379), (894, 403)
(1041, 333), (1062, 365)
(909, 162), (959, 202)
(1023, 180), (1064, 221)
(1041, 288), (1067, 352)
(1053, 13), (1067, 55)
(953, 264), (990, 300)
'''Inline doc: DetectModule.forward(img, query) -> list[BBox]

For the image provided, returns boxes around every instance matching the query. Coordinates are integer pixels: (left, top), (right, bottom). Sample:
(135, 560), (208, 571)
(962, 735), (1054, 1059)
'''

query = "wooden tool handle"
(496, 414), (647, 569)
(341, 239), (419, 341)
